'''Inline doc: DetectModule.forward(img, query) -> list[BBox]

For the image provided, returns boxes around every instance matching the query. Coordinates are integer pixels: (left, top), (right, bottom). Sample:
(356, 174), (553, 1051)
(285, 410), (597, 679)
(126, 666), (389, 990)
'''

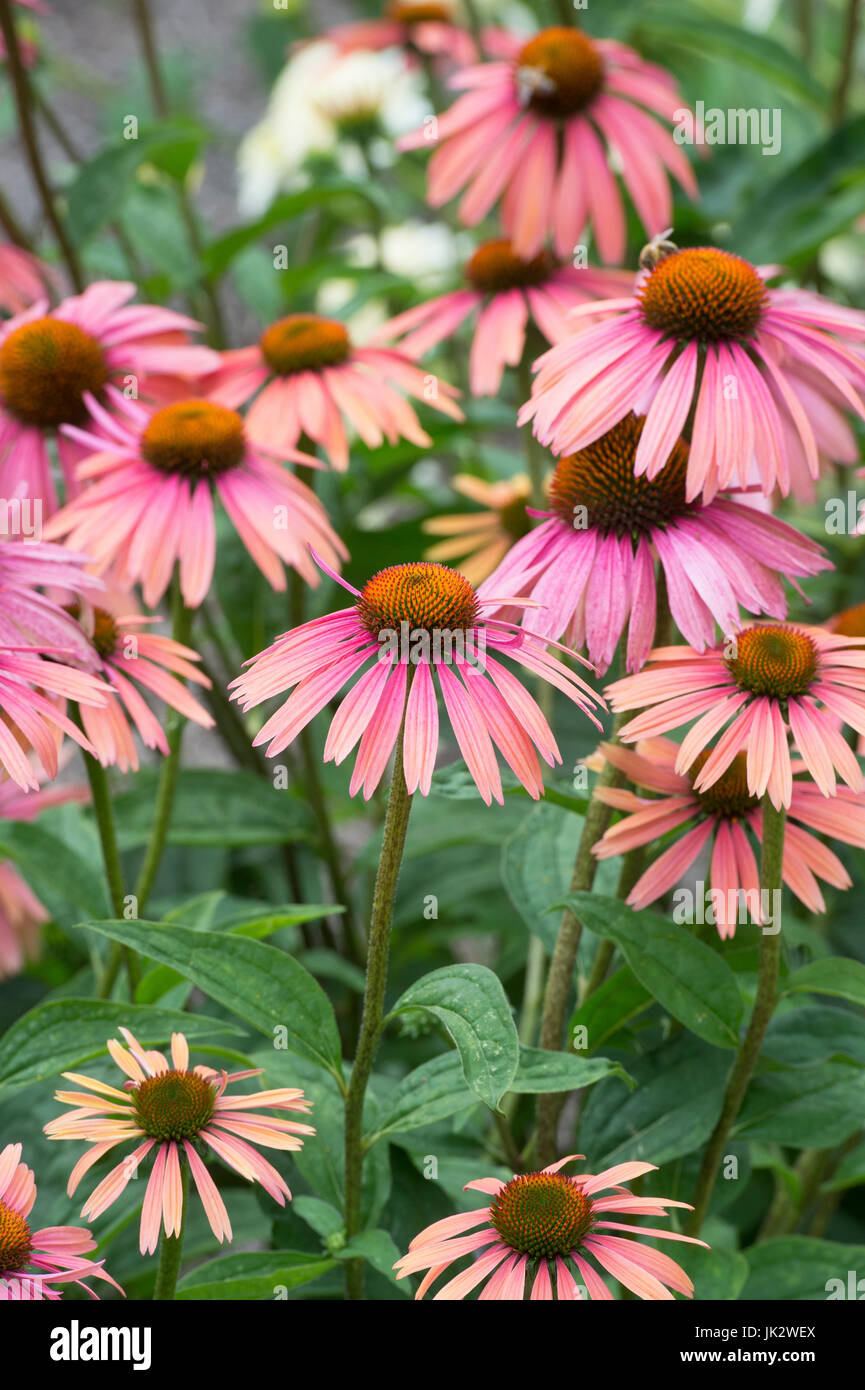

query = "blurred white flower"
(237, 41), (427, 217)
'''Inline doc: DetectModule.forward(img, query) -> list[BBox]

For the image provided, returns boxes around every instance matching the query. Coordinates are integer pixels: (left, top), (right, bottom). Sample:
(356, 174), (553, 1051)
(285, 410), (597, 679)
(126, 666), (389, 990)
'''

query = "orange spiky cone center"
(726, 625), (819, 699)
(466, 239), (557, 293)
(260, 314), (351, 375)
(0, 1199), (33, 1273)
(833, 602), (865, 638)
(132, 1069), (217, 1142)
(517, 27), (604, 117)
(639, 248), (768, 342)
(357, 561), (481, 636)
(386, 1), (452, 21)
(490, 1172), (594, 1258)
(549, 413), (689, 535)
(0, 316), (109, 428)
(141, 399), (246, 476)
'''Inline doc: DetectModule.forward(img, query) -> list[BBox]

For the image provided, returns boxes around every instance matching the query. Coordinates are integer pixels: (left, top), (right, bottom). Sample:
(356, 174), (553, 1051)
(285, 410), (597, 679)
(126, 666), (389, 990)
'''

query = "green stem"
(552, 0), (576, 25)
(534, 720), (627, 1166)
(0, 0), (83, 288)
(343, 718), (413, 1300)
(83, 752), (126, 919)
(134, 582), (193, 915)
(129, 0), (225, 345)
(152, 1160), (189, 1300)
(686, 797), (787, 1236)
(832, 0), (862, 123)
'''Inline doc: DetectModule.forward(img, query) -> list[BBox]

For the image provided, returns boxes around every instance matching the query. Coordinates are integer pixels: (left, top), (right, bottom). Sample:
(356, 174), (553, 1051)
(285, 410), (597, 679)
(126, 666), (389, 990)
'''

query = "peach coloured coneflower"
(42, 391), (347, 608)
(607, 623), (865, 811)
(70, 605), (214, 773)
(230, 557), (603, 805)
(205, 311), (462, 470)
(522, 247), (865, 502)
(592, 737), (865, 933)
(0, 1143), (123, 1300)
(0, 282), (219, 513)
(0, 646), (108, 790)
(478, 414), (830, 674)
(0, 767), (86, 977)
(330, 1), (477, 65)
(45, 1029), (314, 1256)
(423, 472), (533, 585)
(394, 1155), (707, 1299)
(0, 242), (58, 315)
(376, 238), (632, 396)
(398, 27), (696, 263)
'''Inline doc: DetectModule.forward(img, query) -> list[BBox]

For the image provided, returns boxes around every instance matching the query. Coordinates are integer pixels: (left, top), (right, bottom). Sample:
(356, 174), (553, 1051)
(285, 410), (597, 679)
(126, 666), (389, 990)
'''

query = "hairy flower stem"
(129, 0), (225, 345)
(152, 1161), (189, 1300)
(134, 582), (193, 916)
(85, 752), (139, 998)
(534, 721), (627, 1166)
(343, 723), (413, 1300)
(686, 797), (787, 1236)
(0, 0), (83, 288)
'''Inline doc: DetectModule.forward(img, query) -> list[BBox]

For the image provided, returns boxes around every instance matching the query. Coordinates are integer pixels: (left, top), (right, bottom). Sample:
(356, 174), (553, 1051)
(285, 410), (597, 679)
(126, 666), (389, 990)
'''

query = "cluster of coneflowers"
(0, 0), (864, 1303)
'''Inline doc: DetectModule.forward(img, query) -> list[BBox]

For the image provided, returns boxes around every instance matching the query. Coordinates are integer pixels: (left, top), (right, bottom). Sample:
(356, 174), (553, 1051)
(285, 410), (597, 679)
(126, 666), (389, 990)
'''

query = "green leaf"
(387, 964), (519, 1111)
(66, 121), (208, 243)
(560, 894), (743, 1049)
(335, 1230), (408, 1295)
(80, 920), (343, 1079)
(783, 957), (865, 1009)
(508, 1046), (634, 1094)
(175, 1250), (335, 1300)
(502, 803), (616, 951)
(580, 1035), (730, 1167)
(112, 767), (310, 849)
(735, 1059), (865, 1147)
(0, 999), (244, 1094)
(201, 180), (389, 278)
(0, 821), (108, 923)
(570, 965), (654, 1053)
(741, 1237), (865, 1300)
(677, 1245), (750, 1301)
(734, 116), (865, 266)
(364, 1053), (477, 1146)
(638, 5), (825, 107)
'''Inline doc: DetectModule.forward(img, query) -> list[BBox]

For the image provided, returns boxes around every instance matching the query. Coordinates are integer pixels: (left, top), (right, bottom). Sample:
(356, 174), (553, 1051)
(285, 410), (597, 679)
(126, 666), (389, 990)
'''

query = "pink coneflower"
(230, 558), (603, 805)
(592, 737), (865, 933)
(0, 243), (58, 315)
(330, 1), (477, 65)
(44, 1028), (314, 1256)
(0, 1143), (123, 1301)
(394, 1155), (707, 1299)
(42, 391), (347, 608)
(0, 281), (220, 512)
(522, 247), (865, 502)
(205, 311), (462, 471)
(0, 768), (86, 977)
(0, 536), (103, 664)
(423, 471), (533, 585)
(376, 238), (632, 396)
(478, 414), (831, 674)
(607, 623), (865, 811)
(397, 26), (696, 263)
(71, 604), (214, 773)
